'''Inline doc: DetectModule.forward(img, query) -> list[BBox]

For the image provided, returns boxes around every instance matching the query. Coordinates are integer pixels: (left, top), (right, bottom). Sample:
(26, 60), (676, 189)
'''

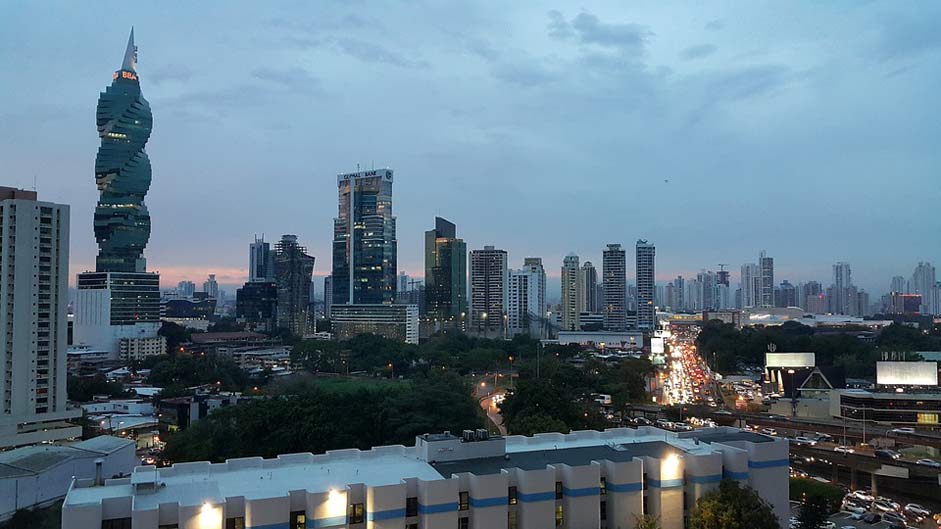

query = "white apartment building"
(0, 188), (80, 448)
(507, 258), (546, 338)
(62, 426), (789, 529)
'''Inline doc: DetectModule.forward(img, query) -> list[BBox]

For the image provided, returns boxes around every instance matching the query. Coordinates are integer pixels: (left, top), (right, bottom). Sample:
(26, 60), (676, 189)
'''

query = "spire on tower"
(121, 27), (137, 72)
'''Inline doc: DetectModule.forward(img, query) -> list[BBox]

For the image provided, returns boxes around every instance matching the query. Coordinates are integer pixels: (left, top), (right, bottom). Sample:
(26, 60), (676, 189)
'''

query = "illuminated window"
(917, 413), (939, 424)
(225, 518), (245, 529)
(348, 503), (364, 524)
(459, 491), (469, 510)
(600, 477), (607, 496)
(508, 486), (518, 505)
(555, 505), (564, 526)
(290, 511), (305, 529)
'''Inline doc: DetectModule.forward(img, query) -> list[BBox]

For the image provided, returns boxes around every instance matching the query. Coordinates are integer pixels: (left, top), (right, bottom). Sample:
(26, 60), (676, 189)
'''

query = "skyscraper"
(740, 263), (761, 308)
(603, 244), (627, 331)
(580, 261), (599, 313)
(176, 280), (195, 298)
(275, 235), (315, 335)
(332, 168), (397, 305)
(203, 274), (219, 300)
(0, 188), (80, 447)
(323, 275), (333, 318)
(74, 30), (164, 359)
(911, 262), (937, 314)
(831, 261), (852, 314)
(636, 240), (656, 330)
(423, 217), (467, 324)
(469, 246), (507, 335)
(673, 275), (686, 311)
(759, 250), (774, 308)
(889, 276), (908, 294)
(561, 254), (581, 331)
(249, 236), (274, 282)
(508, 258), (546, 337)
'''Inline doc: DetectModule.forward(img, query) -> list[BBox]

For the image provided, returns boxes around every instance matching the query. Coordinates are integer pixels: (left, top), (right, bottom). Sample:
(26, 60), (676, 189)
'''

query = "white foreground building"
(63, 426), (788, 529)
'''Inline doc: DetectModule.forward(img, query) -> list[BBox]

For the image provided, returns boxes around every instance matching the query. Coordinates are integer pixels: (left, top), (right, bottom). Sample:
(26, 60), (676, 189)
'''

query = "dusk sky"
(2, 1), (939, 296)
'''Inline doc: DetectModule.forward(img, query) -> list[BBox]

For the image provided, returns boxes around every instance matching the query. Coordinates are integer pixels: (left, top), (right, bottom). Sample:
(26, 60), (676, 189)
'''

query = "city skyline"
(2, 3), (940, 294)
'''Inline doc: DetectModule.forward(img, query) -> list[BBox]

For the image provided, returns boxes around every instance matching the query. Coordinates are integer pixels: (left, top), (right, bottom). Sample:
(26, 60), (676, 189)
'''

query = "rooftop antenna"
(32, 174), (37, 192)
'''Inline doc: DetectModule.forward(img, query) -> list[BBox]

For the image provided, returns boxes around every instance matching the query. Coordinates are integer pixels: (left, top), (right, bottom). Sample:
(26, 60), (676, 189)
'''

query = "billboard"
(876, 361), (938, 386)
(765, 352), (815, 368)
(651, 337), (665, 355)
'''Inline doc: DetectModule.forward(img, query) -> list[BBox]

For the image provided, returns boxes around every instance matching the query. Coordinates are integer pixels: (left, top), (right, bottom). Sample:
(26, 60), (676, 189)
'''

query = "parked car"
(673, 422), (693, 432)
(760, 427), (778, 436)
(842, 503), (866, 514)
(873, 500), (898, 513)
(849, 512), (866, 521)
(656, 419), (673, 429)
(876, 497), (900, 511)
(862, 513), (881, 524)
(821, 522), (836, 529)
(904, 502), (930, 520)
(849, 490), (875, 503)
(813, 432), (833, 442)
(916, 458), (940, 468)
(833, 445), (855, 454)
(874, 449), (901, 460)
(793, 436), (818, 446)
(634, 417), (653, 426)
(889, 427), (915, 435)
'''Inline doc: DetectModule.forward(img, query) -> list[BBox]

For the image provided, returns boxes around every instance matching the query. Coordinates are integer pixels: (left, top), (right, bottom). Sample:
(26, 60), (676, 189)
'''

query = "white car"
(916, 458), (940, 468)
(849, 490), (875, 503)
(760, 427), (777, 436)
(833, 445), (855, 454)
(793, 436), (817, 446)
(904, 503), (930, 518)
(842, 503), (866, 514)
(889, 427), (915, 435)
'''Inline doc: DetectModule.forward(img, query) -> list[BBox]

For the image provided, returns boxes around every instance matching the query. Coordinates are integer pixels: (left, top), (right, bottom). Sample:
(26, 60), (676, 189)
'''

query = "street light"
(787, 369), (797, 417)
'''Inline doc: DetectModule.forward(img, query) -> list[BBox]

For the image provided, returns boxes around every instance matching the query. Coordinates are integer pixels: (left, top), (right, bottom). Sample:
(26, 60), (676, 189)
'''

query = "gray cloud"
(876, 13), (941, 61)
(149, 64), (193, 84)
(681, 44), (717, 60)
(491, 60), (558, 87)
(547, 10), (574, 40)
(335, 38), (430, 69)
(251, 67), (320, 91)
(569, 12), (653, 56)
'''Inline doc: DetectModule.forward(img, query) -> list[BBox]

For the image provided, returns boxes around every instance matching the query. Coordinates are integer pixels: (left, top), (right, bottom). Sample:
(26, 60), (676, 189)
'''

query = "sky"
(1, 1), (939, 297)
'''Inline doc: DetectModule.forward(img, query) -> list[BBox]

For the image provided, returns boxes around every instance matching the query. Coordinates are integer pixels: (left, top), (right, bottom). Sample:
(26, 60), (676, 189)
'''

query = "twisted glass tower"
(94, 28), (153, 273)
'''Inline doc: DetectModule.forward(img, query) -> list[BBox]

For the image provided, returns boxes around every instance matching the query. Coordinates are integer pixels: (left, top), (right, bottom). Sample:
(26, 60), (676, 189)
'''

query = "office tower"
(235, 281), (277, 332)
(249, 236), (274, 282)
(580, 261), (598, 313)
(332, 168), (396, 306)
(857, 290), (871, 317)
(889, 276), (908, 294)
(716, 267), (730, 287)
(664, 282), (676, 311)
(469, 246), (508, 335)
(911, 262), (937, 314)
(423, 217), (467, 324)
(560, 254), (581, 331)
(323, 275), (333, 317)
(0, 188), (80, 447)
(831, 261), (852, 315)
(397, 272), (410, 299)
(740, 263), (761, 309)
(176, 280), (195, 298)
(673, 275), (685, 311)
(635, 240), (656, 330)
(603, 244), (627, 331)
(697, 271), (717, 311)
(686, 277), (703, 311)
(799, 281), (822, 311)
(203, 274), (219, 299)
(716, 283), (731, 309)
(759, 251), (774, 308)
(507, 258), (546, 337)
(776, 280), (797, 308)
(274, 235), (315, 335)
(74, 30), (164, 360)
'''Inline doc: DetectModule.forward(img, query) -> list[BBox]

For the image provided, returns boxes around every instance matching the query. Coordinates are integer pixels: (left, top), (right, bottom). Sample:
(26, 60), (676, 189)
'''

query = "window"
(407, 524), (418, 529)
(643, 495), (648, 515)
(555, 505), (564, 527)
(601, 500), (607, 521)
(225, 518), (245, 529)
(555, 481), (563, 500)
(459, 491), (469, 510)
(643, 473), (649, 490)
(406, 496), (418, 517)
(508, 486), (518, 505)
(600, 477), (607, 496)
(459, 516), (469, 529)
(291, 511), (306, 529)
(348, 503), (364, 524)
(158, 525), (179, 529)
(508, 510), (518, 529)
(101, 519), (131, 529)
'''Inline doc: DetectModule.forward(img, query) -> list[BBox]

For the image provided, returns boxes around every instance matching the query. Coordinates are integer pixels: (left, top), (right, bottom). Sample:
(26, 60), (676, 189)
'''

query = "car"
(673, 422), (693, 432)
(822, 522), (836, 529)
(842, 503), (866, 514)
(841, 526), (857, 529)
(814, 433), (833, 442)
(862, 513), (881, 524)
(889, 427), (915, 435)
(760, 427), (778, 436)
(916, 458), (940, 468)
(876, 497), (900, 510)
(874, 449), (901, 460)
(873, 500), (898, 513)
(849, 512), (865, 521)
(904, 503), (930, 518)
(833, 445), (855, 454)
(849, 490), (875, 503)
(793, 436), (818, 446)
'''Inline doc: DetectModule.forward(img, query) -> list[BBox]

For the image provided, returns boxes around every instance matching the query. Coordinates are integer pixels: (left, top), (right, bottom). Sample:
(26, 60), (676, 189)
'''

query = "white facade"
(740, 263), (761, 309)
(0, 190), (80, 448)
(73, 271), (163, 359)
(507, 258), (545, 337)
(119, 335), (167, 362)
(62, 427), (789, 529)
(560, 254), (581, 332)
(330, 304), (419, 344)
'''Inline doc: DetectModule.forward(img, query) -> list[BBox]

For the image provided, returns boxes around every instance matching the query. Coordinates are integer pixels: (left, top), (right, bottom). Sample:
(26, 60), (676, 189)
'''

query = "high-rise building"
(235, 281), (277, 332)
(673, 275), (685, 311)
(176, 280), (195, 298)
(740, 263), (761, 309)
(323, 275), (333, 318)
(423, 217), (467, 324)
(203, 274), (219, 300)
(911, 262), (937, 315)
(603, 244), (627, 331)
(332, 168), (396, 305)
(507, 258), (546, 337)
(74, 30), (164, 359)
(889, 275), (908, 294)
(249, 236), (274, 282)
(469, 246), (507, 335)
(799, 281), (822, 311)
(759, 250), (774, 308)
(397, 272), (410, 301)
(697, 271), (717, 311)
(831, 261), (853, 315)
(0, 188), (80, 447)
(561, 254), (581, 331)
(274, 235), (315, 335)
(580, 261), (599, 313)
(636, 240), (656, 330)
(776, 280), (797, 308)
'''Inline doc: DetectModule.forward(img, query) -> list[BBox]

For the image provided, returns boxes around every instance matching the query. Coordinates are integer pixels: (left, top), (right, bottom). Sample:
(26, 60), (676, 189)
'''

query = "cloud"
(701, 64), (794, 102)
(149, 64), (193, 84)
(547, 10), (574, 40)
(569, 12), (653, 56)
(334, 38), (430, 69)
(251, 67), (320, 91)
(491, 60), (558, 87)
(681, 44), (717, 60)
(705, 19), (724, 31)
(875, 13), (941, 61)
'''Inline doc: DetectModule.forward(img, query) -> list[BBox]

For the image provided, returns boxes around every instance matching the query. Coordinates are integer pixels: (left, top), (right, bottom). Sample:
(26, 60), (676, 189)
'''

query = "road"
(660, 326), (718, 409)
(479, 390), (507, 435)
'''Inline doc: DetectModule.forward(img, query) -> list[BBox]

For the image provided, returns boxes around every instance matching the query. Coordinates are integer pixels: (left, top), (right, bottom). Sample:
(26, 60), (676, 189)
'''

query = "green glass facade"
(424, 217), (467, 321)
(93, 32), (153, 273)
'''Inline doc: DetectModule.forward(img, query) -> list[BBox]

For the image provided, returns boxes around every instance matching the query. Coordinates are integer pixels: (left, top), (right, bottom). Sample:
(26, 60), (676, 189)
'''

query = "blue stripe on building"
(723, 470), (749, 480)
(563, 486), (601, 497)
(307, 516), (347, 529)
(607, 482), (643, 493)
(648, 478), (684, 488)
(367, 508), (406, 521)
(748, 458), (789, 469)
(517, 491), (556, 503)
(469, 496), (508, 508)
(687, 474), (723, 484)
(417, 502), (459, 514)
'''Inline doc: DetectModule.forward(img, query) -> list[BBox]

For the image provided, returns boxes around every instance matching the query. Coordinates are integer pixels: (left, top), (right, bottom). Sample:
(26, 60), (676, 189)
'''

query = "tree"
(633, 514), (661, 529)
(689, 480), (779, 529)
(509, 413), (569, 436)
(795, 494), (829, 529)
(67, 375), (125, 402)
